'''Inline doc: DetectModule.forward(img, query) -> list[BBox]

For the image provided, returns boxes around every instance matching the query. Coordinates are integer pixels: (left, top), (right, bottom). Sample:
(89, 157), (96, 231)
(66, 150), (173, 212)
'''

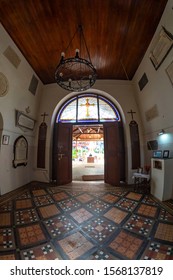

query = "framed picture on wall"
(166, 60), (173, 85)
(2, 135), (10, 145)
(163, 150), (169, 158)
(149, 27), (173, 70)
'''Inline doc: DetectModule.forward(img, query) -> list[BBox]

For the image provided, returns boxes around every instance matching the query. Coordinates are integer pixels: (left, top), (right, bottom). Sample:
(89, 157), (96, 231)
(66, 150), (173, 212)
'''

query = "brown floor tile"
(76, 193), (94, 203)
(136, 203), (157, 218)
(0, 253), (16, 260)
(57, 231), (94, 259)
(15, 199), (33, 209)
(70, 208), (93, 223)
(125, 192), (143, 201)
(17, 223), (46, 247)
(104, 207), (128, 224)
(0, 212), (11, 226)
(101, 193), (119, 203)
(52, 192), (69, 202)
(38, 204), (60, 219)
(108, 230), (143, 259)
(32, 189), (47, 196)
(155, 223), (173, 242)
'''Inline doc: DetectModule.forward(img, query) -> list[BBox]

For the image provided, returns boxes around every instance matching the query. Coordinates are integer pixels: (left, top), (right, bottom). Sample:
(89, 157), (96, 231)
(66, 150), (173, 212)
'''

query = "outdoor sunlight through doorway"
(72, 125), (104, 181)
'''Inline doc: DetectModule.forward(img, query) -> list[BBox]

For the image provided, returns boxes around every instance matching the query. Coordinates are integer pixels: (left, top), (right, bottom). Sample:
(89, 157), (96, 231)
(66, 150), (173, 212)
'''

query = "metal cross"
(127, 109), (136, 120)
(41, 112), (48, 122)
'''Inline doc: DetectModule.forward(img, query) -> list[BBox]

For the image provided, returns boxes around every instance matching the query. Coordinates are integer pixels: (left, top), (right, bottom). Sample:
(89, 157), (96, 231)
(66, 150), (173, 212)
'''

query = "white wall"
(133, 0), (173, 164)
(0, 24), (43, 195)
(33, 80), (144, 184)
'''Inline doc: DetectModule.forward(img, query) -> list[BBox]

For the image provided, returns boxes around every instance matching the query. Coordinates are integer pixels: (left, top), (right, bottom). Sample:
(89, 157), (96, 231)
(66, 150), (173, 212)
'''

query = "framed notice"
(15, 110), (36, 130)
(149, 27), (173, 70)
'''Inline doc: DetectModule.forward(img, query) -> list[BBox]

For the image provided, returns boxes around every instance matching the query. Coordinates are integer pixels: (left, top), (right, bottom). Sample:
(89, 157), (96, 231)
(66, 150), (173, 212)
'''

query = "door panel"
(104, 122), (124, 185)
(54, 123), (72, 185)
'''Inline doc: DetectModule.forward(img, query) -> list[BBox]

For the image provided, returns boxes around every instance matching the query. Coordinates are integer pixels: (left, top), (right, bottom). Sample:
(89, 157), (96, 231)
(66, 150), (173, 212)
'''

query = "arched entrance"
(52, 93), (125, 186)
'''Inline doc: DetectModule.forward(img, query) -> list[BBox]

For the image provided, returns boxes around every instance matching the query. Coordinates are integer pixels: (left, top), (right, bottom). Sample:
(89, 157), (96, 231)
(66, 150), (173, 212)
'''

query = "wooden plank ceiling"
(0, 0), (168, 84)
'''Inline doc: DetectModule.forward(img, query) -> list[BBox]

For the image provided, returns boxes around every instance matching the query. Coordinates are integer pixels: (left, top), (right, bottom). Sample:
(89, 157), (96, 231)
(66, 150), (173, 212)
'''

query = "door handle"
(58, 153), (65, 160)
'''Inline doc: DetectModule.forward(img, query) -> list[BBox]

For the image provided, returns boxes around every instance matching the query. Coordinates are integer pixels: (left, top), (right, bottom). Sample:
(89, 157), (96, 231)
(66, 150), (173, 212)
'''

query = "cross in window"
(80, 98), (95, 117)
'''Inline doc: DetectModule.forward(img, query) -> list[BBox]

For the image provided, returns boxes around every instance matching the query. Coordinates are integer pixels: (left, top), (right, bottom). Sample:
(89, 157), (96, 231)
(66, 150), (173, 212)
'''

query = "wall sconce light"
(157, 129), (165, 136)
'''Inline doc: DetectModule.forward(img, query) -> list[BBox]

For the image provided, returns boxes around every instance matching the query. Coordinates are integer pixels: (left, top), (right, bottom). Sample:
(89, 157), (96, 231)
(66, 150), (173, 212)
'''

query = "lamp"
(55, 25), (97, 92)
(157, 129), (165, 136)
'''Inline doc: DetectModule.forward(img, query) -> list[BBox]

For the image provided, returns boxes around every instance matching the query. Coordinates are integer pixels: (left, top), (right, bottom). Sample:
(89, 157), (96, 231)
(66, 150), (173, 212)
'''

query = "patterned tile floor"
(0, 181), (173, 260)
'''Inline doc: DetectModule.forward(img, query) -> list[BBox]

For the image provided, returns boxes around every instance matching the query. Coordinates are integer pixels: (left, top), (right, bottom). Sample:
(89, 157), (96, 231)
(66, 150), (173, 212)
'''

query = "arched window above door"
(56, 94), (121, 123)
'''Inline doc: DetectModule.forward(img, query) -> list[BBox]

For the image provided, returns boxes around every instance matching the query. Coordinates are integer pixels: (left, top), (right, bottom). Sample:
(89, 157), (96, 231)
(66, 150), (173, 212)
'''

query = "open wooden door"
(104, 122), (125, 185)
(53, 123), (72, 185)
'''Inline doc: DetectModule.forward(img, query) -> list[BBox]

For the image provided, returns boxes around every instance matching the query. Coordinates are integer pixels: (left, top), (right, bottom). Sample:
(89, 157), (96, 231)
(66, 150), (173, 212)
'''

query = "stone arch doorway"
(52, 92), (125, 186)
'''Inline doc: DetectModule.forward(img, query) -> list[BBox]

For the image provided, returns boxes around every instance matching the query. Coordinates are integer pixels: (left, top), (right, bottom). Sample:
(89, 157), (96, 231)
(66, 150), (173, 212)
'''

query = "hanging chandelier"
(55, 25), (97, 92)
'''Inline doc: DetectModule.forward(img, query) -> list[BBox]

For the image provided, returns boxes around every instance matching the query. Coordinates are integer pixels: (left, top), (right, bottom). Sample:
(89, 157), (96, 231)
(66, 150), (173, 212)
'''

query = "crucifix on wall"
(41, 112), (48, 123)
(80, 98), (95, 117)
(127, 109), (136, 120)
(37, 112), (49, 168)
(127, 109), (141, 169)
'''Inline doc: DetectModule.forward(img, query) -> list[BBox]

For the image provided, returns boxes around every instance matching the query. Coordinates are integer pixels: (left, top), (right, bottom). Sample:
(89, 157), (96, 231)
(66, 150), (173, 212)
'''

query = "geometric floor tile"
(0, 228), (16, 251)
(100, 193), (119, 204)
(158, 209), (173, 223)
(104, 207), (128, 224)
(57, 231), (95, 259)
(86, 199), (110, 214)
(87, 249), (118, 260)
(108, 230), (143, 259)
(15, 209), (39, 225)
(44, 215), (77, 238)
(123, 214), (154, 236)
(115, 198), (138, 212)
(142, 196), (158, 206)
(16, 191), (31, 199)
(0, 253), (17, 260)
(125, 192), (143, 201)
(52, 192), (70, 202)
(15, 199), (33, 210)
(0, 212), (11, 227)
(70, 208), (93, 224)
(154, 223), (173, 242)
(33, 195), (54, 206)
(75, 193), (94, 203)
(141, 241), (173, 260)
(38, 204), (60, 219)
(47, 186), (64, 194)
(1, 181), (173, 260)
(82, 217), (116, 243)
(16, 223), (47, 247)
(31, 189), (47, 196)
(20, 242), (61, 260)
(136, 203), (158, 218)
(0, 201), (13, 211)
(57, 198), (81, 212)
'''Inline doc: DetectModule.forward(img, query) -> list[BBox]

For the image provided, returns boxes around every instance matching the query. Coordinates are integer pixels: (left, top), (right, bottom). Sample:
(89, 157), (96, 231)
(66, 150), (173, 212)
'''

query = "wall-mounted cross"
(127, 109), (136, 120)
(41, 112), (48, 123)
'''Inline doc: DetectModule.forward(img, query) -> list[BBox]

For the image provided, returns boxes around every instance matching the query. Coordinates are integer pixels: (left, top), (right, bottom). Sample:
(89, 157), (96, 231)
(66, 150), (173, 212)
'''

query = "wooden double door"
(52, 122), (125, 186)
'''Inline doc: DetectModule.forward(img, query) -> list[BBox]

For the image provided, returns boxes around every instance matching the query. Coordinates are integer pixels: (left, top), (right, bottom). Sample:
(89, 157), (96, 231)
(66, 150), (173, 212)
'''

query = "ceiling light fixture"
(55, 25), (97, 92)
